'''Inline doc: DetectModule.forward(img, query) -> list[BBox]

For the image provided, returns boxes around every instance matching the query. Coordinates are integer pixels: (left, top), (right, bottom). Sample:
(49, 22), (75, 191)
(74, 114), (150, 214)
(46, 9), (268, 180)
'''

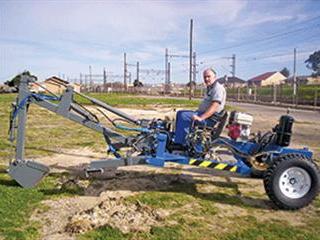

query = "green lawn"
(226, 85), (320, 101)
(80, 182), (320, 240)
(0, 166), (85, 240)
(75, 92), (201, 108)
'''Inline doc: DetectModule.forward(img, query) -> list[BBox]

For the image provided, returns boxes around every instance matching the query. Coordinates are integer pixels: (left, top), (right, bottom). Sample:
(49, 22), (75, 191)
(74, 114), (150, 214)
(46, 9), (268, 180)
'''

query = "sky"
(0, 0), (320, 84)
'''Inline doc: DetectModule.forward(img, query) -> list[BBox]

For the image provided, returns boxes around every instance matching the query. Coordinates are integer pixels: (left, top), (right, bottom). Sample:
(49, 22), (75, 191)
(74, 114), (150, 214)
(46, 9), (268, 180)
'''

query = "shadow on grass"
(40, 187), (84, 196)
(83, 168), (271, 210)
(0, 178), (20, 187)
(0, 169), (85, 198)
(0, 161), (270, 210)
(25, 146), (100, 159)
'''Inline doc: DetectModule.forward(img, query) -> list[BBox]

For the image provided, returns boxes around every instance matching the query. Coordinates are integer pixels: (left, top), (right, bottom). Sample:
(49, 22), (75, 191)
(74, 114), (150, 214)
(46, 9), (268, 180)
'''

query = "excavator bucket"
(8, 160), (50, 188)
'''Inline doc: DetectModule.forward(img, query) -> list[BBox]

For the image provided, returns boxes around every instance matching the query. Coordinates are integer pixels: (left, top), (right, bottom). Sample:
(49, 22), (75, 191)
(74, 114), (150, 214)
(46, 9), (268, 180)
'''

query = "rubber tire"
(250, 168), (266, 179)
(263, 154), (320, 210)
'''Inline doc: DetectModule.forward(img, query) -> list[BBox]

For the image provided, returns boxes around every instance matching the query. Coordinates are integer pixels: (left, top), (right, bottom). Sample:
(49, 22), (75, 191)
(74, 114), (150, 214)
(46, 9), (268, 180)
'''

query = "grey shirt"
(197, 81), (226, 114)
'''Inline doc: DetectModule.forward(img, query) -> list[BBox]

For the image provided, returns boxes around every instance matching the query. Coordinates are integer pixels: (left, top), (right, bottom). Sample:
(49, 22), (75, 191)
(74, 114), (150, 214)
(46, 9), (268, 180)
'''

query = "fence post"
(237, 87), (240, 101)
(314, 90), (318, 110)
(254, 85), (257, 102)
(279, 84), (283, 105)
(273, 84), (277, 103)
(295, 85), (299, 107)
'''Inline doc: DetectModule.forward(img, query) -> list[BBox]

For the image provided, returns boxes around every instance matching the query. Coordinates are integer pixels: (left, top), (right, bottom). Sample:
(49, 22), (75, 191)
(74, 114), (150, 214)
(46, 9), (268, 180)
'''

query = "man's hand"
(192, 115), (203, 122)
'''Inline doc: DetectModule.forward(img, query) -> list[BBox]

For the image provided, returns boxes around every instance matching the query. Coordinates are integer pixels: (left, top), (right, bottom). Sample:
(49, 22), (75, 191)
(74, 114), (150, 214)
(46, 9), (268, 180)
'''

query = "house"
(285, 76), (320, 86)
(217, 76), (246, 88)
(71, 83), (81, 92)
(43, 76), (69, 94)
(248, 71), (286, 86)
(306, 76), (320, 85)
(31, 76), (81, 94)
(0, 84), (17, 93)
(284, 76), (309, 86)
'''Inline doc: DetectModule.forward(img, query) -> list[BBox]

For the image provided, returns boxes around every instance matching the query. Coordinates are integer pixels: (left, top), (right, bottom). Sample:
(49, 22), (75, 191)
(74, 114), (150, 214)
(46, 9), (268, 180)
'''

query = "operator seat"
(210, 111), (228, 139)
(191, 110), (228, 139)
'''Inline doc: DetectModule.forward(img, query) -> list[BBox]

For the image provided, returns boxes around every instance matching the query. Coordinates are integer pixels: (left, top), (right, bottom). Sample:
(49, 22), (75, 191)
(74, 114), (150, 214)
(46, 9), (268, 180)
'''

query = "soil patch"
(65, 195), (166, 234)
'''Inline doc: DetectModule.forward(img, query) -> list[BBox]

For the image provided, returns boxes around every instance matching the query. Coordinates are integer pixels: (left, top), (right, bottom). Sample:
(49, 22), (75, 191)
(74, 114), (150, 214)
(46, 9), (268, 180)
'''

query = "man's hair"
(204, 68), (217, 76)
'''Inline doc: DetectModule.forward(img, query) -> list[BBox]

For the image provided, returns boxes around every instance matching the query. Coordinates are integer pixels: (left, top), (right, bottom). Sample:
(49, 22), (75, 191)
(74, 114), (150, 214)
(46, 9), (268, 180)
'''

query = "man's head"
(203, 68), (217, 86)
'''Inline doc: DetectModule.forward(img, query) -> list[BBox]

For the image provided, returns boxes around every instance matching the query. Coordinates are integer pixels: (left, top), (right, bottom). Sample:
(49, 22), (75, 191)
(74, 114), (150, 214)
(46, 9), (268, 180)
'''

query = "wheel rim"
(279, 167), (311, 199)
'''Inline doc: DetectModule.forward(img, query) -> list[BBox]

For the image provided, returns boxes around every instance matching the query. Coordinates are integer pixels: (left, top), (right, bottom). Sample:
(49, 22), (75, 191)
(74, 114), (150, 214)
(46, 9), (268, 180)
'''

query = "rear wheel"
(263, 154), (320, 210)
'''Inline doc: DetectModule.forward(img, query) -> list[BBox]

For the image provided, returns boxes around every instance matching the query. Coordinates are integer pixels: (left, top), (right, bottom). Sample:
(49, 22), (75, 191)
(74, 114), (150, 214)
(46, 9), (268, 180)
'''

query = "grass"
(222, 217), (320, 240)
(79, 225), (183, 240)
(0, 165), (85, 240)
(79, 214), (320, 240)
(126, 190), (195, 209)
(227, 84), (320, 101)
(75, 92), (201, 108)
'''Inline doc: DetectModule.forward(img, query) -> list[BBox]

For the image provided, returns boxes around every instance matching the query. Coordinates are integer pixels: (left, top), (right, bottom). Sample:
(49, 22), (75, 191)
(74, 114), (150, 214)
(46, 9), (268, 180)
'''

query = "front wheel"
(263, 154), (320, 210)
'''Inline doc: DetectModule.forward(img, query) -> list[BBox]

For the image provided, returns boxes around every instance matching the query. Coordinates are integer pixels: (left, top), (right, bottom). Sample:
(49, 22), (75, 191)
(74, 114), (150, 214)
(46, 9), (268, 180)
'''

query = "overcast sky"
(1, 0), (320, 84)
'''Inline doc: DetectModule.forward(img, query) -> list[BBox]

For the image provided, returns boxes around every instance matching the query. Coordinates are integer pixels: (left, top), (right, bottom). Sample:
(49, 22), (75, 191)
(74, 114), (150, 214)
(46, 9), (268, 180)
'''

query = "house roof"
(45, 76), (69, 85)
(217, 76), (245, 84)
(248, 72), (277, 83)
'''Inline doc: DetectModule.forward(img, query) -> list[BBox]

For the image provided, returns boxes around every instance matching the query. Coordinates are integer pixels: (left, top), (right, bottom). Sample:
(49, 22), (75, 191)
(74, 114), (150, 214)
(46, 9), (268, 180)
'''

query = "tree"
(305, 50), (320, 76)
(133, 79), (143, 87)
(280, 67), (290, 78)
(186, 81), (196, 88)
(5, 71), (37, 87)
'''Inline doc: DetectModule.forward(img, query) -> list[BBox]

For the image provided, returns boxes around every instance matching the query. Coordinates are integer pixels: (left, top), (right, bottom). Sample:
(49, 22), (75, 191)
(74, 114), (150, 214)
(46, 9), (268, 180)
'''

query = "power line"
(238, 26), (320, 55)
(224, 14), (320, 37)
(217, 15), (320, 53)
(199, 22), (320, 55)
(242, 49), (316, 62)
(135, 17), (320, 69)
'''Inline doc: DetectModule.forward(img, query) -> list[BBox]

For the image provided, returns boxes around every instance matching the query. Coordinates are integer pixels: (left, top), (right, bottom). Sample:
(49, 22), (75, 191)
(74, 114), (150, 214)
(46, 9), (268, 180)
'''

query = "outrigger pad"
(8, 160), (50, 188)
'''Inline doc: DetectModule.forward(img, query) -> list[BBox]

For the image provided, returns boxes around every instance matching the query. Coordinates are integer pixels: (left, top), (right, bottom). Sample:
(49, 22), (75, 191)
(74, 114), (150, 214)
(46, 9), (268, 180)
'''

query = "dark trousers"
(174, 110), (217, 145)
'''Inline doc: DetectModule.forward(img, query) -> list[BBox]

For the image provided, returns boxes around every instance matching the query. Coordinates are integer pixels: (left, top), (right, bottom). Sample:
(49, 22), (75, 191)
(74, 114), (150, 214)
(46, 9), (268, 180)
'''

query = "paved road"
(229, 101), (320, 123)
(141, 94), (319, 123)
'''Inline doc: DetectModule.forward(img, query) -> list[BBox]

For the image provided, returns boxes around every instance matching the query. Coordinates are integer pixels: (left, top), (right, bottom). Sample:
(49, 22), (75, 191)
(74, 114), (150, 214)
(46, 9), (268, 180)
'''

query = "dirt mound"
(65, 196), (166, 234)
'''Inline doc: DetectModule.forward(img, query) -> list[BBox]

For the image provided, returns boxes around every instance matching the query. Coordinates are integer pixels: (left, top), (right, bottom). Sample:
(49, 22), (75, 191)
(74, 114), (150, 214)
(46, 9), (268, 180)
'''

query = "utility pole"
(189, 18), (193, 100)
(136, 61), (140, 82)
(84, 75), (87, 91)
(165, 48), (190, 94)
(103, 68), (107, 92)
(165, 48), (169, 84)
(293, 48), (297, 103)
(89, 65), (92, 91)
(168, 62), (171, 86)
(124, 53), (127, 91)
(128, 72), (132, 84)
(125, 56), (139, 88)
(192, 52), (197, 83)
(231, 54), (236, 77)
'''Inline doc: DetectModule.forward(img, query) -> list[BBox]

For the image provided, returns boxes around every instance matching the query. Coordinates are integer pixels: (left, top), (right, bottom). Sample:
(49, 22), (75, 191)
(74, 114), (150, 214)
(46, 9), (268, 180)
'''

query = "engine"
(227, 111), (253, 141)
(274, 115), (294, 147)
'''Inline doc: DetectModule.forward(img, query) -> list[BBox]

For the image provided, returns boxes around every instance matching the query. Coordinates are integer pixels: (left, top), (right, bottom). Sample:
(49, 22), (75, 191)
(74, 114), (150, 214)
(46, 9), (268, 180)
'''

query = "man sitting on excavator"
(174, 68), (226, 145)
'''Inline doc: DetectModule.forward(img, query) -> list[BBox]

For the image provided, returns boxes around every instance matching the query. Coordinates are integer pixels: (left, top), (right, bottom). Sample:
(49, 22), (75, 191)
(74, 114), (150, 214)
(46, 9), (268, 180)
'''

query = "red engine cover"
(228, 124), (241, 140)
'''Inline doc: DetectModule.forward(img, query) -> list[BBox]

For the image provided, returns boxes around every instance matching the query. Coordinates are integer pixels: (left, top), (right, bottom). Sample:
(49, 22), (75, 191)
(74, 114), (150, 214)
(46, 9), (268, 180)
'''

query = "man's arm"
(193, 101), (220, 121)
